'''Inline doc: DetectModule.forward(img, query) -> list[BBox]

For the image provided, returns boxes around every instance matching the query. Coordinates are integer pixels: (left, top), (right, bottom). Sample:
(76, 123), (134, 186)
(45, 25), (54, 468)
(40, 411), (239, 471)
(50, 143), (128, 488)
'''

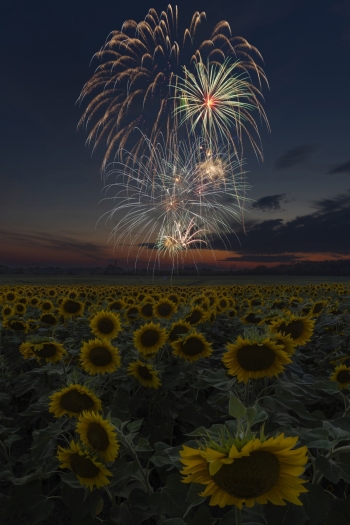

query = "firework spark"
(173, 58), (270, 162)
(77, 5), (269, 177)
(96, 133), (253, 273)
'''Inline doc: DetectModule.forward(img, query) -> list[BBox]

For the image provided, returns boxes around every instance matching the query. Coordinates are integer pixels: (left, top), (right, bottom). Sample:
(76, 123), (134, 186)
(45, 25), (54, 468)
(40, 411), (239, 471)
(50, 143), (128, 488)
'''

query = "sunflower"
(179, 433), (308, 509)
(133, 322), (167, 356)
(47, 288), (57, 298)
(153, 298), (177, 320)
(124, 305), (139, 323)
(14, 302), (27, 316)
(1, 305), (14, 317)
(89, 310), (121, 340)
(168, 321), (192, 342)
(308, 300), (328, 318)
(240, 312), (263, 325)
(222, 336), (291, 383)
(3, 316), (29, 333)
(40, 300), (55, 312)
(108, 298), (125, 312)
(171, 331), (213, 363)
(3, 291), (17, 303)
(49, 384), (102, 418)
(185, 306), (208, 326)
(57, 439), (112, 491)
(127, 360), (161, 389)
(139, 300), (155, 320)
(80, 338), (121, 375)
(269, 331), (297, 357)
(19, 337), (67, 363)
(269, 314), (315, 346)
(59, 298), (85, 318)
(216, 297), (230, 313)
(330, 364), (350, 389)
(39, 312), (59, 326)
(75, 410), (120, 462)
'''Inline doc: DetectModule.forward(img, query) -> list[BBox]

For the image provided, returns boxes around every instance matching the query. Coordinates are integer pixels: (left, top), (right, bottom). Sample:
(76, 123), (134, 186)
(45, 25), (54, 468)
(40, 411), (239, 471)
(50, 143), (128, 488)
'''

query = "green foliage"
(0, 281), (350, 523)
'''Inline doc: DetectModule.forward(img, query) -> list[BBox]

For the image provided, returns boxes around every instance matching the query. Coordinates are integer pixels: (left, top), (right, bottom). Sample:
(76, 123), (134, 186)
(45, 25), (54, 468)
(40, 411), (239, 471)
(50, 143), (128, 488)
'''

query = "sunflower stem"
(245, 380), (250, 406)
(235, 505), (242, 525)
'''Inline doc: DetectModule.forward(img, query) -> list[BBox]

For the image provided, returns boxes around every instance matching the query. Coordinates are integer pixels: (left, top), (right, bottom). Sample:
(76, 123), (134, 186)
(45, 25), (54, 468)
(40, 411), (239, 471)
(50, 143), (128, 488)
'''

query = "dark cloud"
(223, 255), (296, 262)
(210, 190), (350, 256)
(328, 159), (350, 175)
(311, 189), (350, 212)
(251, 194), (288, 212)
(0, 230), (107, 261)
(274, 146), (314, 169)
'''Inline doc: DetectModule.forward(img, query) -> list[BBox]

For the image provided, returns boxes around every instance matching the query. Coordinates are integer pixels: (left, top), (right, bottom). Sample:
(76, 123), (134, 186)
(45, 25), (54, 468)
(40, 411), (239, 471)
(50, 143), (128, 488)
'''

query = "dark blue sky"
(1, 0), (349, 268)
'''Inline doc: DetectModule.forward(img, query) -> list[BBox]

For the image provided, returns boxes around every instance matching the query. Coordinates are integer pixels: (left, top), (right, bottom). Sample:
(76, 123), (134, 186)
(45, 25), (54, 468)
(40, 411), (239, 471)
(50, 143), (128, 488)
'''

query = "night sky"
(1, 0), (350, 269)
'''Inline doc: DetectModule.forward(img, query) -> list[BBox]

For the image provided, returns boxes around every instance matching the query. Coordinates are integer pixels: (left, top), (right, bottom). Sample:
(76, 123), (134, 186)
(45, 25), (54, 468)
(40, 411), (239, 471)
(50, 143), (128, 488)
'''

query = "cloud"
(210, 190), (350, 256)
(223, 254), (296, 262)
(274, 145), (314, 169)
(328, 159), (350, 175)
(311, 189), (350, 212)
(0, 230), (108, 261)
(251, 194), (288, 212)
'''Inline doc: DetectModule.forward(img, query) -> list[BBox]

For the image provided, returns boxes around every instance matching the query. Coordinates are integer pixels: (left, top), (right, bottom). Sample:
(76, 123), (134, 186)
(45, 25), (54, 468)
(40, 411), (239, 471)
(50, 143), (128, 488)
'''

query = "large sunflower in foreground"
(75, 410), (120, 462)
(49, 384), (102, 418)
(133, 322), (167, 357)
(222, 336), (291, 383)
(127, 360), (162, 389)
(179, 433), (308, 509)
(269, 314), (315, 346)
(79, 338), (121, 375)
(330, 364), (350, 390)
(89, 310), (121, 340)
(57, 439), (112, 491)
(171, 331), (213, 363)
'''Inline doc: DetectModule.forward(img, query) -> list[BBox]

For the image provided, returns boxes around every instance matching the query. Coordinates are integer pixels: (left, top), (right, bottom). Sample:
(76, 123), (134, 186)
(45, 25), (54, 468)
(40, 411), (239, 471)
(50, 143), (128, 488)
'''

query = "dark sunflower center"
(140, 329), (160, 347)
(70, 453), (100, 478)
(9, 321), (25, 331)
(278, 320), (304, 340)
(86, 422), (109, 450)
(16, 304), (25, 312)
(89, 346), (112, 366)
(186, 310), (202, 324)
(63, 300), (81, 314)
(33, 343), (57, 357)
(169, 295), (179, 304)
(156, 303), (172, 317)
(141, 303), (153, 317)
(313, 303), (323, 313)
(138, 365), (153, 380)
(42, 302), (52, 311)
(110, 301), (122, 311)
(41, 314), (56, 325)
(236, 344), (276, 371)
(219, 299), (227, 308)
(244, 313), (261, 324)
(60, 390), (95, 413)
(212, 450), (280, 499)
(180, 337), (204, 356)
(169, 325), (189, 342)
(337, 370), (350, 383)
(7, 293), (15, 301)
(97, 318), (115, 334)
(127, 307), (138, 319)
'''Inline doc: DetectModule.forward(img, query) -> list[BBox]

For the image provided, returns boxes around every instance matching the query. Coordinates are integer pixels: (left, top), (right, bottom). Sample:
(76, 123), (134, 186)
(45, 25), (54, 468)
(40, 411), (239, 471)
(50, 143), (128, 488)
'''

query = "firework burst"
(96, 133), (253, 273)
(77, 5), (269, 177)
(173, 58), (270, 162)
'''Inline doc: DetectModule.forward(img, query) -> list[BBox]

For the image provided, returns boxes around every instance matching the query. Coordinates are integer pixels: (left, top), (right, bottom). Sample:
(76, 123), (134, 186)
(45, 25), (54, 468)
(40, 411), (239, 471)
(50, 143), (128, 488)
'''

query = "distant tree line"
(1, 259), (350, 276)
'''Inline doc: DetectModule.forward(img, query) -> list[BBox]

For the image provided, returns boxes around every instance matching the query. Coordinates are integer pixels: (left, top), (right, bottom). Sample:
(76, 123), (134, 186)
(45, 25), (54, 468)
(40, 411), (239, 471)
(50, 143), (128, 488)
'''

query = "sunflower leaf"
(229, 393), (246, 420)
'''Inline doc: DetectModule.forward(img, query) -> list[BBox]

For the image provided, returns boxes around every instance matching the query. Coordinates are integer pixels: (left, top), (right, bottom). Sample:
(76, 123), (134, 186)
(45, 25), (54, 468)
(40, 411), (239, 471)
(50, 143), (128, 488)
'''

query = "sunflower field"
(1, 282), (350, 524)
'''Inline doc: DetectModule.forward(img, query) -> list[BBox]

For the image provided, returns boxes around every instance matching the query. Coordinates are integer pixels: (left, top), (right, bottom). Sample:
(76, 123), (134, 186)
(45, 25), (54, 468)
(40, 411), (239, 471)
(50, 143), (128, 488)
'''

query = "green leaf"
(186, 505), (214, 525)
(183, 482), (206, 518)
(264, 501), (308, 525)
(229, 393), (246, 420)
(299, 484), (329, 525)
(314, 456), (347, 483)
(126, 418), (143, 433)
(148, 473), (189, 518)
(31, 498), (55, 524)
